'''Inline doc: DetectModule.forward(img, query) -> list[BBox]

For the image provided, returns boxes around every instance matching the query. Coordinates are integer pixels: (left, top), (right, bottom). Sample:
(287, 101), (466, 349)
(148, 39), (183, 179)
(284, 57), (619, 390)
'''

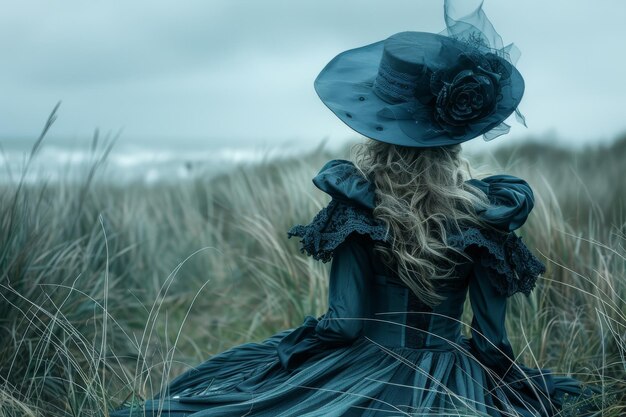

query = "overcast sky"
(2, 0), (626, 151)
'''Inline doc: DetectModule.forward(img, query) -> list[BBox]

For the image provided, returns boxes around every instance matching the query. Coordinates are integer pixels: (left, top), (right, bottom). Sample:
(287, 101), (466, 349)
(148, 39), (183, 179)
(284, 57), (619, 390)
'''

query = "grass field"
(1, 125), (625, 415)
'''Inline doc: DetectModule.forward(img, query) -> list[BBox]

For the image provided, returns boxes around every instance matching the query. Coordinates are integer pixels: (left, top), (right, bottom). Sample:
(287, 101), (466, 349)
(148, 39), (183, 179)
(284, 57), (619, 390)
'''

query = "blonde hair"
(353, 139), (488, 306)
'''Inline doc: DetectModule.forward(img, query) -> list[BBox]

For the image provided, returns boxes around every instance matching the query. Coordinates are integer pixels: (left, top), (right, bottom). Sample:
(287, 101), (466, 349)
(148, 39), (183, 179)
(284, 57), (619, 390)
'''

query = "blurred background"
(1, 1), (625, 415)
(2, 0), (626, 182)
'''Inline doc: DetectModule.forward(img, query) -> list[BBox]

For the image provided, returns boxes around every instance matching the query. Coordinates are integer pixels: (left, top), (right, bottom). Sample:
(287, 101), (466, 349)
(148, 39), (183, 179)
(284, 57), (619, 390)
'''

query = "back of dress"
(282, 159), (600, 416)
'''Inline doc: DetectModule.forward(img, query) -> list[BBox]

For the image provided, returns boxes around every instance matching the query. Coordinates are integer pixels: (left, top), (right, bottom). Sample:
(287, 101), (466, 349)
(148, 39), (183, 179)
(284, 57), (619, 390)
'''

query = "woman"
(112, 1), (607, 416)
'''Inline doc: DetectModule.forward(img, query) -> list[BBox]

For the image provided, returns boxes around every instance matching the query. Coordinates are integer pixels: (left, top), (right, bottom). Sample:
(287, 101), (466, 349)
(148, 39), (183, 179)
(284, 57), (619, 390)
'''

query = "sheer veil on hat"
(440, 0), (527, 139)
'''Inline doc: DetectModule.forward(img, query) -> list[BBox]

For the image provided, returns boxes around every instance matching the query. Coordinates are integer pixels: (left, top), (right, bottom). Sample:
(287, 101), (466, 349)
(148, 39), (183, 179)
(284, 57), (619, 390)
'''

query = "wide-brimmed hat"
(315, 1), (525, 148)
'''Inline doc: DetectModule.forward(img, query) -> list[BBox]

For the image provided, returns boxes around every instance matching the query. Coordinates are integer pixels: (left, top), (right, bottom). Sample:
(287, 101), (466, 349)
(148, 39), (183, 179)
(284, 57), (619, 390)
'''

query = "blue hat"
(315, 1), (525, 147)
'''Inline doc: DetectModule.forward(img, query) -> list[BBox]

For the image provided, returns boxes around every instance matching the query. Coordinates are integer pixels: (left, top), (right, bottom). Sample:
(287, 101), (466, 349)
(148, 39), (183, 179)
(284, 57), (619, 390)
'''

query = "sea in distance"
(0, 135), (322, 185)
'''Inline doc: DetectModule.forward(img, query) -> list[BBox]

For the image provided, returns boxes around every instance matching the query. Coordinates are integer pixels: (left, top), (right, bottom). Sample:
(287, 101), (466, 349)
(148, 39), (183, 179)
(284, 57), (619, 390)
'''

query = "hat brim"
(314, 33), (524, 147)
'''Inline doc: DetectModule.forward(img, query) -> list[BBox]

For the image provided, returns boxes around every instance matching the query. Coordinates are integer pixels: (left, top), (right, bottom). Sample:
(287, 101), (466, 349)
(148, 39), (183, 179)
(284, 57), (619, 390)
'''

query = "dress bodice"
(363, 249), (473, 350)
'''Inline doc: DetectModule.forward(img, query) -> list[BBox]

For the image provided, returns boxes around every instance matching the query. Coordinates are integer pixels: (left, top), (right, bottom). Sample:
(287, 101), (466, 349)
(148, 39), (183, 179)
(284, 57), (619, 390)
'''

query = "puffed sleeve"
(461, 175), (612, 412)
(277, 235), (372, 370)
(466, 174), (535, 232)
(286, 159), (387, 263)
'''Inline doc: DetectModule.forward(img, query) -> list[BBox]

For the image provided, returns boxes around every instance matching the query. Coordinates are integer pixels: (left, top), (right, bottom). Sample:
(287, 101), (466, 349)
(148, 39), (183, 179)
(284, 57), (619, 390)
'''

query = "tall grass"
(0, 117), (624, 415)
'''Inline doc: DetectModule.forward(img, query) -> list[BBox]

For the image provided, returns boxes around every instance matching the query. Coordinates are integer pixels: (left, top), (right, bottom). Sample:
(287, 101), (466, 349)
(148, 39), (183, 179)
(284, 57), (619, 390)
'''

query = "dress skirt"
(110, 327), (601, 417)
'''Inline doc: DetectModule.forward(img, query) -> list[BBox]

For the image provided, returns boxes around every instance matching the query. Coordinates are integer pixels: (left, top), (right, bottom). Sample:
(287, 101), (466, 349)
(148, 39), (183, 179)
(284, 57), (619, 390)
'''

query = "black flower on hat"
(427, 53), (510, 137)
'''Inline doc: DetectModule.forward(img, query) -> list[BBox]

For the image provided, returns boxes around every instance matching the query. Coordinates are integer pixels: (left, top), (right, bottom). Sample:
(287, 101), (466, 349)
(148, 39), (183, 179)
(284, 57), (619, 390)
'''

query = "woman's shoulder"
(287, 159), (387, 262)
(288, 160), (544, 291)
(465, 174), (536, 232)
(311, 159), (376, 210)
(451, 174), (543, 296)
(306, 159), (538, 232)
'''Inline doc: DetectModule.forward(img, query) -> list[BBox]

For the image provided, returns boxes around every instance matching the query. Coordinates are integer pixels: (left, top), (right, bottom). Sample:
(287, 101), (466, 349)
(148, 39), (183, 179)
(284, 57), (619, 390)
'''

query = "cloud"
(1, 0), (626, 147)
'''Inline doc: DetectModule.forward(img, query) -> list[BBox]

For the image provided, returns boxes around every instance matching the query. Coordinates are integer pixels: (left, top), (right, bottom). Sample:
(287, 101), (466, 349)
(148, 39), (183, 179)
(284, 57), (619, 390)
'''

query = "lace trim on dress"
(289, 196), (544, 296)
(287, 199), (388, 263)
(448, 226), (546, 297)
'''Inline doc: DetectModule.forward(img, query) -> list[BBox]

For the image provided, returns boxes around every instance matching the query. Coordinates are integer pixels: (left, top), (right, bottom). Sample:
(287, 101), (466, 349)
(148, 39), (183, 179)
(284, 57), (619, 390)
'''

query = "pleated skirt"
(110, 330), (602, 417)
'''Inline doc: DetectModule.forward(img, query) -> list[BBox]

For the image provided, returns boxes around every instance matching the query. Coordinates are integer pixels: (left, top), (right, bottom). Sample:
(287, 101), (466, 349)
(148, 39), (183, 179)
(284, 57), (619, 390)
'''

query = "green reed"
(0, 117), (624, 415)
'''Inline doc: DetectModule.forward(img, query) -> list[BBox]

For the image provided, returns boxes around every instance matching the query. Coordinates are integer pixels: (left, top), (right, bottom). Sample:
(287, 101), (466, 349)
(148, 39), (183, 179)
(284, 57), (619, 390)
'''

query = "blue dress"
(112, 159), (604, 417)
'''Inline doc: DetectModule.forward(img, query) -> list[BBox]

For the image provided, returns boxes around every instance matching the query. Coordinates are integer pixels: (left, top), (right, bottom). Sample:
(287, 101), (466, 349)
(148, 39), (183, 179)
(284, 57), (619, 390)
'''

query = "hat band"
(372, 59), (421, 104)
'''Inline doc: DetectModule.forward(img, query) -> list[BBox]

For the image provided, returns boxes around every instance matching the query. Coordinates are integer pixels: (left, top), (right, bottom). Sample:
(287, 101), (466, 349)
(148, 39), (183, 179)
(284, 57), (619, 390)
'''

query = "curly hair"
(352, 139), (488, 306)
